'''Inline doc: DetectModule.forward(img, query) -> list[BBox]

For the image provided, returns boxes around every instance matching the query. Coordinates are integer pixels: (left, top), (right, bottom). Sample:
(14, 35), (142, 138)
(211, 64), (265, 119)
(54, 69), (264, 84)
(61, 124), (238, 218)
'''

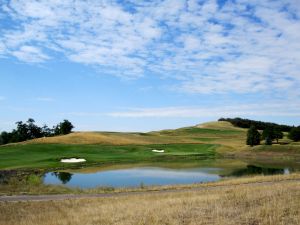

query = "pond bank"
(1, 174), (300, 202)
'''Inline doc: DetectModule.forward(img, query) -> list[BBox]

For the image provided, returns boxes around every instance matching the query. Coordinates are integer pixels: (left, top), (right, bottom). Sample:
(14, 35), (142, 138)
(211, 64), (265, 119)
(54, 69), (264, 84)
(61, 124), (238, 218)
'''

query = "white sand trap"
(152, 149), (164, 153)
(60, 158), (86, 163)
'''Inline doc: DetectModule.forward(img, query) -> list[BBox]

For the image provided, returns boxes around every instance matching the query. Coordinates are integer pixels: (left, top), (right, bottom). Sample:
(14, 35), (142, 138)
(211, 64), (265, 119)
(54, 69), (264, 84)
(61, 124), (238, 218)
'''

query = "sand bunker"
(60, 158), (86, 163)
(152, 149), (164, 153)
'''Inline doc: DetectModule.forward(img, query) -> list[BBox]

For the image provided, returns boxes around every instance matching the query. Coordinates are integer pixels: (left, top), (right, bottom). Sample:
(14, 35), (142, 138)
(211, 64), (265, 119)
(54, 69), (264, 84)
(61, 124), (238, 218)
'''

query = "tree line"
(247, 125), (300, 146)
(218, 117), (292, 132)
(217, 117), (300, 146)
(0, 119), (74, 145)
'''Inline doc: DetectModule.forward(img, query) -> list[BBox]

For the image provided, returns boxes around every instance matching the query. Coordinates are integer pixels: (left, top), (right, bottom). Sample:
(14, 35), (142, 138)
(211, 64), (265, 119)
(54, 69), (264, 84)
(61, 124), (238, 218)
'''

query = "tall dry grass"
(1, 176), (299, 225)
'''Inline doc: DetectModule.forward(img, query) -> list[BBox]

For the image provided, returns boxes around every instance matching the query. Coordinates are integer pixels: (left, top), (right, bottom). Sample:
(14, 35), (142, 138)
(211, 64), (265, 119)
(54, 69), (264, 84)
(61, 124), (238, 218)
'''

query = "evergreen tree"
(288, 126), (300, 141)
(273, 127), (283, 143)
(264, 136), (273, 145)
(218, 117), (292, 132)
(262, 126), (275, 145)
(246, 125), (261, 147)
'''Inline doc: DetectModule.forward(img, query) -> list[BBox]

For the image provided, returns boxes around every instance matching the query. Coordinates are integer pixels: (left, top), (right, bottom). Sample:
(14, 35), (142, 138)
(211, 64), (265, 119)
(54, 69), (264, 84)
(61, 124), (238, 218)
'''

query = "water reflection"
(227, 165), (290, 177)
(45, 167), (221, 188)
(52, 172), (73, 184)
(1, 161), (298, 188)
(43, 164), (297, 188)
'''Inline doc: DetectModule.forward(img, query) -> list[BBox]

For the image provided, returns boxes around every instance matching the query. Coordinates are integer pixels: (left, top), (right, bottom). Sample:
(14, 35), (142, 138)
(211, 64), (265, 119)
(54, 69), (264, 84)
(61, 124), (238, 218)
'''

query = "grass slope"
(0, 143), (218, 170)
(26, 121), (246, 147)
(0, 121), (299, 170)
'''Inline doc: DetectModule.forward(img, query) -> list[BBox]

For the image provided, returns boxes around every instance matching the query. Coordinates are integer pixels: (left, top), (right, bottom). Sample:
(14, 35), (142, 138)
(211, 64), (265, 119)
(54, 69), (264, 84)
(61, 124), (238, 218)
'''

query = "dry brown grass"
(26, 131), (198, 145)
(1, 175), (299, 225)
(196, 121), (244, 131)
(27, 132), (153, 145)
(1, 173), (299, 196)
(26, 121), (247, 152)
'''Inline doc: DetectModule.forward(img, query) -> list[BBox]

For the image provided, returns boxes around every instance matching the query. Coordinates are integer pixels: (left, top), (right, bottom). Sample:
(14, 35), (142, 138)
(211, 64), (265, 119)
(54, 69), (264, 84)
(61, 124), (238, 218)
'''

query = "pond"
(45, 167), (221, 188)
(43, 159), (298, 188)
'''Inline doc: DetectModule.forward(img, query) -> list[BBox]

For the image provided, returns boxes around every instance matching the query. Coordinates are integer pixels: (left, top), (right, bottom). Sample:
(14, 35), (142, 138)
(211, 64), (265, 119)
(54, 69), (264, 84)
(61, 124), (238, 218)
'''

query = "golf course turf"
(0, 143), (218, 170)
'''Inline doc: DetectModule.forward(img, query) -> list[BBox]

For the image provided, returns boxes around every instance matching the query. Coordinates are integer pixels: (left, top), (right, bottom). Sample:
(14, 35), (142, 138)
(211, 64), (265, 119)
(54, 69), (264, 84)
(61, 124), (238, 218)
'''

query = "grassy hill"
(0, 121), (299, 170)
(27, 121), (246, 148)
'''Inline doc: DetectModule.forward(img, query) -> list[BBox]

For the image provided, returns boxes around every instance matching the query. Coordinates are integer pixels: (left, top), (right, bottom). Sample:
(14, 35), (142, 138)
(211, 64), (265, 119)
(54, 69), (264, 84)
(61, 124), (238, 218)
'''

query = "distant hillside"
(26, 121), (246, 149)
(196, 121), (245, 131)
(219, 118), (293, 132)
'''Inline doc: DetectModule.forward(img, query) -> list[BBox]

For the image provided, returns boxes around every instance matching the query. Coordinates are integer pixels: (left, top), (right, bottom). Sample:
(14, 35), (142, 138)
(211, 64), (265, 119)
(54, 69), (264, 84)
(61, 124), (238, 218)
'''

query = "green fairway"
(0, 143), (218, 170)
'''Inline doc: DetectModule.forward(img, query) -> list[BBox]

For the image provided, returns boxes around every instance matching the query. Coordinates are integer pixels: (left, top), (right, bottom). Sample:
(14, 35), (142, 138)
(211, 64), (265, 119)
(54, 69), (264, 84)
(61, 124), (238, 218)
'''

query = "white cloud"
(107, 103), (300, 118)
(60, 112), (104, 117)
(35, 97), (54, 102)
(0, 0), (299, 93)
(138, 86), (153, 92)
(11, 45), (49, 63)
(0, 42), (5, 56)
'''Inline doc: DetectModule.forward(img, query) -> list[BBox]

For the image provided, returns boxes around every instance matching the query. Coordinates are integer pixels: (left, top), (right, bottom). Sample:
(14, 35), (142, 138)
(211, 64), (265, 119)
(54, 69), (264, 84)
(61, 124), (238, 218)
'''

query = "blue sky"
(0, 0), (300, 132)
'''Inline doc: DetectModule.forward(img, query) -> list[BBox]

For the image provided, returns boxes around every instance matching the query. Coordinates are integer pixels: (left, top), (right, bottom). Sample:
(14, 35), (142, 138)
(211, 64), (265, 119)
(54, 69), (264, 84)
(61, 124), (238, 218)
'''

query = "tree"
(262, 126), (283, 145)
(0, 119), (74, 144)
(15, 121), (29, 142)
(288, 126), (300, 141)
(0, 131), (11, 145)
(56, 120), (74, 135)
(262, 126), (275, 145)
(218, 117), (292, 132)
(41, 124), (53, 137)
(246, 125), (261, 146)
(264, 136), (273, 145)
(26, 118), (42, 139)
(273, 127), (283, 143)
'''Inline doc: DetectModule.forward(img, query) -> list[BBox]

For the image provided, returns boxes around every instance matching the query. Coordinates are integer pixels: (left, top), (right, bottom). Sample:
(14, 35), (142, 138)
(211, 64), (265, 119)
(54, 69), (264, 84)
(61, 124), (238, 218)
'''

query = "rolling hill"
(26, 121), (246, 149)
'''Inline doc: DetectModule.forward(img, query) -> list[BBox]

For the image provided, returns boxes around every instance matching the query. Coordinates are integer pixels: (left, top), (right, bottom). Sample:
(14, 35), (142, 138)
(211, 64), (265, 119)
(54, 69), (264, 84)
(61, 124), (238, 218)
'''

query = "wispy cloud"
(0, 96), (5, 101)
(107, 103), (300, 118)
(0, 0), (299, 94)
(35, 97), (54, 102)
(138, 86), (154, 92)
(12, 45), (49, 63)
(60, 112), (104, 117)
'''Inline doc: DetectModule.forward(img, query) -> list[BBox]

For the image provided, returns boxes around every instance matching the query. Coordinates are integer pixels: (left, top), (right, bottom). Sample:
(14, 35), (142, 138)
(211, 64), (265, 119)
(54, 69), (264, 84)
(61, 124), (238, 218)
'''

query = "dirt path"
(1, 179), (299, 202)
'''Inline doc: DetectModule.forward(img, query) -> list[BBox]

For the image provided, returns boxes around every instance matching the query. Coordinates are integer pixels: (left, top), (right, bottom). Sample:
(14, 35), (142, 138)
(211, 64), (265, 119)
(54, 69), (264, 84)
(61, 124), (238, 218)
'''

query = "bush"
(26, 175), (42, 185)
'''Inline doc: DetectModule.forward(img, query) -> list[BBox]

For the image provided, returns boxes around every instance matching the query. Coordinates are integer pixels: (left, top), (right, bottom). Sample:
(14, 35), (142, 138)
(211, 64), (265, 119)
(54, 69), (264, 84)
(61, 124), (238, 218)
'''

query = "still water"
(45, 167), (221, 188)
(44, 160), (296, 188)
